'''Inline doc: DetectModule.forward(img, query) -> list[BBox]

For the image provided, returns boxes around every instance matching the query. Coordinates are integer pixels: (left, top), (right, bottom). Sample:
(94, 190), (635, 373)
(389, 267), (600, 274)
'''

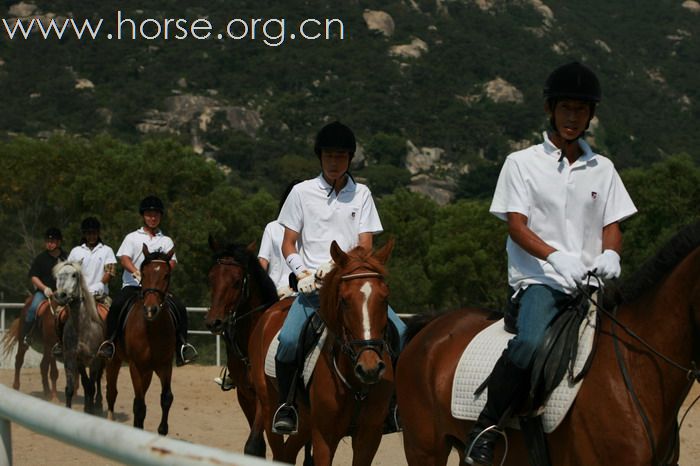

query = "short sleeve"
(603, 169), (637, 226)
(116, 234), (135, 259)
(358, 188), (383, 234)
(278, 187), (303, 233)
(104, 246), (117, 265)
(489, 157), (530, 222)
(67, 247), (80, 262)
(258, 224), (274, 261)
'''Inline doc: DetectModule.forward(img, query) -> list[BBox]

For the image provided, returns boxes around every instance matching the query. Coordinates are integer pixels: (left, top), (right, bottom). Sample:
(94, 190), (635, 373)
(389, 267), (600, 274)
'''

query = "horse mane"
(319, 246), (387, 326)
(619, 220), (700, 304)
(53, 261), (101, 323)
(212, 243), (278, 305)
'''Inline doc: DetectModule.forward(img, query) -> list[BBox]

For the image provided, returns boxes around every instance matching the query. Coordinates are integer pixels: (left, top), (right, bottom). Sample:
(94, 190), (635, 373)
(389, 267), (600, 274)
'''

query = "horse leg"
(40, 349), (51, 398)
(93, 360), (104, 412)
(310, 426), (342, 466)
(106, 356), (121, 420)
(154, 366), (173, 436)
(64, 360), (78, 409)
(49, 352), (59, 400)
(12, 340), (28, 390)
(79, 365), (95, 413)
(129, 364), (153, 429)
(240, 390), (266, 457)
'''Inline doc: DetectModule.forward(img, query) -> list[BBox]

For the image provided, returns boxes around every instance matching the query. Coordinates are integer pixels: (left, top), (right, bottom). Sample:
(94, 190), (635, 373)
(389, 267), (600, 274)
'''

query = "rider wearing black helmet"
(463, 63), (637, 465)
(97, 196), (198, 366)
(22, 227), (67, 345)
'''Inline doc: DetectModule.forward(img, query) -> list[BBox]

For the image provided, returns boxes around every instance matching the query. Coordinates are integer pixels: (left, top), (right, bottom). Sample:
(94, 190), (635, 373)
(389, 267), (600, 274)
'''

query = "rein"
(577, 275), (700, 465)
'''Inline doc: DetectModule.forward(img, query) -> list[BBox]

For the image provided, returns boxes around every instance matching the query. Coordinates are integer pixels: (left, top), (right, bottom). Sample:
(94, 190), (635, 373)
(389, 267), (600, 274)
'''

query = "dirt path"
(1, 366), (698, 465)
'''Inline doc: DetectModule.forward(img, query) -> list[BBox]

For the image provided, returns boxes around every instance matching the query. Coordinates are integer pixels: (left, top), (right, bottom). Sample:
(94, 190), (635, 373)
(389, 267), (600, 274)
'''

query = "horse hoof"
(107, 411), (114, 420)
(158, 425), (168, 436)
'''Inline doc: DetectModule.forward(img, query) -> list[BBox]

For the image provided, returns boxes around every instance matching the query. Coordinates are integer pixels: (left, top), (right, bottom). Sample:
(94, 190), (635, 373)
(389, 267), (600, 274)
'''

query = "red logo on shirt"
(591, 192), (598, 200)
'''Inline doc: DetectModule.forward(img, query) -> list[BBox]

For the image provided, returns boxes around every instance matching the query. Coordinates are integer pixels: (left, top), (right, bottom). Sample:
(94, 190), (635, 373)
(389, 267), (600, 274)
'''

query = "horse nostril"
(377, 361), (386, 373)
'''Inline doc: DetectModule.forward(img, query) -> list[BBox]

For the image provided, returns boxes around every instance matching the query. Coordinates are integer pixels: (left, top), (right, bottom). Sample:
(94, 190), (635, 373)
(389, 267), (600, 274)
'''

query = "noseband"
(337, 271), (388, 366)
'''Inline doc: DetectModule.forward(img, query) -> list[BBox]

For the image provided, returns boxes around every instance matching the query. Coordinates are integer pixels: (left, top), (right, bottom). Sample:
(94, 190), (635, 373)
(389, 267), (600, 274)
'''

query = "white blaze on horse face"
(360, 281), (373, 340)
(57, 265), (80, 298)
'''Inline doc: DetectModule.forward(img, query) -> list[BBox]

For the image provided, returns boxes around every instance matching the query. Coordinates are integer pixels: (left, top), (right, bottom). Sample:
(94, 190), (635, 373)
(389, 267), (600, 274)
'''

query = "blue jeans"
(26, 291), (46, 322)
(276, 292), (407, 363)
(506, 285), (571, 370)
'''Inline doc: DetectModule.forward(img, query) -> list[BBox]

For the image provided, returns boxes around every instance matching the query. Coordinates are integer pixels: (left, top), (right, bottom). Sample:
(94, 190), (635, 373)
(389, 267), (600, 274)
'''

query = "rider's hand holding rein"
(546, 251), (587, 290)
(591, 249), (621, 279)
(131, 270), (142, 285)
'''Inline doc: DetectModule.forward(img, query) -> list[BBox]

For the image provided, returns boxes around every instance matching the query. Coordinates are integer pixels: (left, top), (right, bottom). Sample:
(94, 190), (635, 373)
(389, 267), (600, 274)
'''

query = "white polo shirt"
(67, 242), (117, 295)
(278, 174), (383, 270)
(490, 132), (637, 293)
(116, 228), (177, 288)
(258, 220), (293, 290)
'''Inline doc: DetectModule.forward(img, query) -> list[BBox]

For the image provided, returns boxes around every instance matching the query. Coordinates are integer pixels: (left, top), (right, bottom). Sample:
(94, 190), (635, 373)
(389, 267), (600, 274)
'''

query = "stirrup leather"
(272, 403), (299, 435)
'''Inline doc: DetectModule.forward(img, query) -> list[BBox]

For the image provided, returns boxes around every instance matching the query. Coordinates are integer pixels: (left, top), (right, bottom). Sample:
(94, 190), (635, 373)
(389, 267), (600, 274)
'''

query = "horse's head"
(320, 239), (395, 385)
(205, 235), (253, 334)
(140, 244), (174, 321)
(53, 261), (83, 305)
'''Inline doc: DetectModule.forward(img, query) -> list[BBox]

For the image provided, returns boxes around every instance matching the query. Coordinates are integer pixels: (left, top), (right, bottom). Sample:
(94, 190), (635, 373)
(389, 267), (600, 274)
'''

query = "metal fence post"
(0, 416), (11, 466)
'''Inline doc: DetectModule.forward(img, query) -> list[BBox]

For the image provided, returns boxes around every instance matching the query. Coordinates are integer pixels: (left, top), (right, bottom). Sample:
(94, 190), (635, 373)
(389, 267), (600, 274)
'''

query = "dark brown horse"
(250, 240), (396, 465)
(396, 221), (700, 465)
(105, 245), (177, 434)
(205, 236), (280, 456)
(1, 295), (63, 400)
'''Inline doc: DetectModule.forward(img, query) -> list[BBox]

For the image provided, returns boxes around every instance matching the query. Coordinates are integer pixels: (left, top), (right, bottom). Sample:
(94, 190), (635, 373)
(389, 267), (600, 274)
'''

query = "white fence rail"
(0, 383), (280, 466)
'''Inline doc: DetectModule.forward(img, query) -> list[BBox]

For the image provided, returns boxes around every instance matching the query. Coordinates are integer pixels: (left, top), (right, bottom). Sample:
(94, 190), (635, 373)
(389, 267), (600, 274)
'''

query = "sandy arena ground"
(1, 364), (698, 465)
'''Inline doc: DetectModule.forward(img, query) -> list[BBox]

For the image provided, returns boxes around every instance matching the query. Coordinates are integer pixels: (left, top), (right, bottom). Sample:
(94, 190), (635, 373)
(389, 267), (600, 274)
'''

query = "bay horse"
(205, 235), (280, 456)
(396, 221), (700, 466)
(1, 294), (62, 400)
(53, 261), (105, 413)
(105, 245), (177, 434)
(250, 239), (396, 465)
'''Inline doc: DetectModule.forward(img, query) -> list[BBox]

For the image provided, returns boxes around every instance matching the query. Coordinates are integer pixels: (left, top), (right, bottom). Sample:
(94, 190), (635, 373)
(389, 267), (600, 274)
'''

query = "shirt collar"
(542, 131), (596, 164)
(315, 173), (356, 195)
(137, 227), (163, 237)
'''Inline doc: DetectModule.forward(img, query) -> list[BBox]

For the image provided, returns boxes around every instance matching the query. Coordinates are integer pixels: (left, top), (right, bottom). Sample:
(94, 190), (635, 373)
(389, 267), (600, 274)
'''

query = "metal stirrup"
(272, 404), (299, 435)
(465, 424), (509, 466)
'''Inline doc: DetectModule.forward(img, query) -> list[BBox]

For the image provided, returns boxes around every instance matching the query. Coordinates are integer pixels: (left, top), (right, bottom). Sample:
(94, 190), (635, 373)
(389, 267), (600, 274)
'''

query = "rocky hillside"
(1, 0), (698, 202)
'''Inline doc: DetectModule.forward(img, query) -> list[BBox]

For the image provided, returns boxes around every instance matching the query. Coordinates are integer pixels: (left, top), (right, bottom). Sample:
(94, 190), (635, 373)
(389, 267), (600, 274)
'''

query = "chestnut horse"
(53, 260), (105, 413)
(250, 240), (396, 465)
(105, 245), (177, 434)
(1, 295), (62, 399)
(205, 236), (279, 456)
(396, 221), (700, 466)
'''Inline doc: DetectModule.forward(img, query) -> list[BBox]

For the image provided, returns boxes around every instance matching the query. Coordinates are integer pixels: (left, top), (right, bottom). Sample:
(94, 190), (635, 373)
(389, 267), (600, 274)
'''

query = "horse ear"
(142, 243), (150, 257)
(208, 234), (220, 252)
(374, 237), (395, 265)
(165, 248), (175, 262)
(246, 240), (257, 254)
(330, 241), (349, 267)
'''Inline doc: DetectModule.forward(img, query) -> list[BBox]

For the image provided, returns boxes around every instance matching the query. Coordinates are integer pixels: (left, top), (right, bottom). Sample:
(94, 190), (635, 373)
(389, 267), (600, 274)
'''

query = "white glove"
(276, 285), (295, 300)
(547, 251), (587, 290)
(591, 249), (621, 279)
(296, 270), (317, 294)
(315, 260), (335, 281)
(43, 287), (53, 297)
(132, 270), (142, 284)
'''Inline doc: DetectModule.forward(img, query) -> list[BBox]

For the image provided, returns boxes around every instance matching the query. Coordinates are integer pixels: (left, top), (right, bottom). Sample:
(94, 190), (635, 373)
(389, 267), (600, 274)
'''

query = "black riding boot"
(21, 319), (35, 346)
(272, 358), (299, 434)
(465, 352), (530, 465)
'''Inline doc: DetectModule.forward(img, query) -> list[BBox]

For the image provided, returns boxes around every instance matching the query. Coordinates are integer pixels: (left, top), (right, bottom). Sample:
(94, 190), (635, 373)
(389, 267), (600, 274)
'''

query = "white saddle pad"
(451, 302), (597, 433)
(265, 329), (328, 387)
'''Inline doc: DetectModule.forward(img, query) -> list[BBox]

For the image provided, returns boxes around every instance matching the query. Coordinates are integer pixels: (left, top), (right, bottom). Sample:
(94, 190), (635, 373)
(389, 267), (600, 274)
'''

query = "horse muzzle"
(205, 318), (225, 335)
(144, 304), (160, 321)
(53, 291), (70, 305)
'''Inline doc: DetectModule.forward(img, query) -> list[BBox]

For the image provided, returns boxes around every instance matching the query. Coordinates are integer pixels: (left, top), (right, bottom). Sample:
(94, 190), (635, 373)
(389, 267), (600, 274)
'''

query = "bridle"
(140, 259), (171, 307)
(211, 257), (251, 327)
(578, 274), (700, 465)
(326, 269), (389, 400)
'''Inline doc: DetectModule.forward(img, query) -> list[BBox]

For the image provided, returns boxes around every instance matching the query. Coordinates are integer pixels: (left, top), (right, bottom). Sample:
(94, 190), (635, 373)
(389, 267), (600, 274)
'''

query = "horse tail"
(1, 318), (21, 356)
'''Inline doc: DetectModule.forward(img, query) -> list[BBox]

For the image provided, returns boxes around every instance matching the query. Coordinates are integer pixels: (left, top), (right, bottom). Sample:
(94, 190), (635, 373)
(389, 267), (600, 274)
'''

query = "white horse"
(53, 261), (105, 413)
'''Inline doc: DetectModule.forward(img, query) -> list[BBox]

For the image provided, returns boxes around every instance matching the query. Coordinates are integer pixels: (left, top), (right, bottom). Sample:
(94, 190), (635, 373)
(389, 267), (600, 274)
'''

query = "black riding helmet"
(45, 227), (62, 241)
(314, 121), (356, 159)
(544, 62), (601, 138)
(80, 216), (101, 232)
(139, 195), (165, 215)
